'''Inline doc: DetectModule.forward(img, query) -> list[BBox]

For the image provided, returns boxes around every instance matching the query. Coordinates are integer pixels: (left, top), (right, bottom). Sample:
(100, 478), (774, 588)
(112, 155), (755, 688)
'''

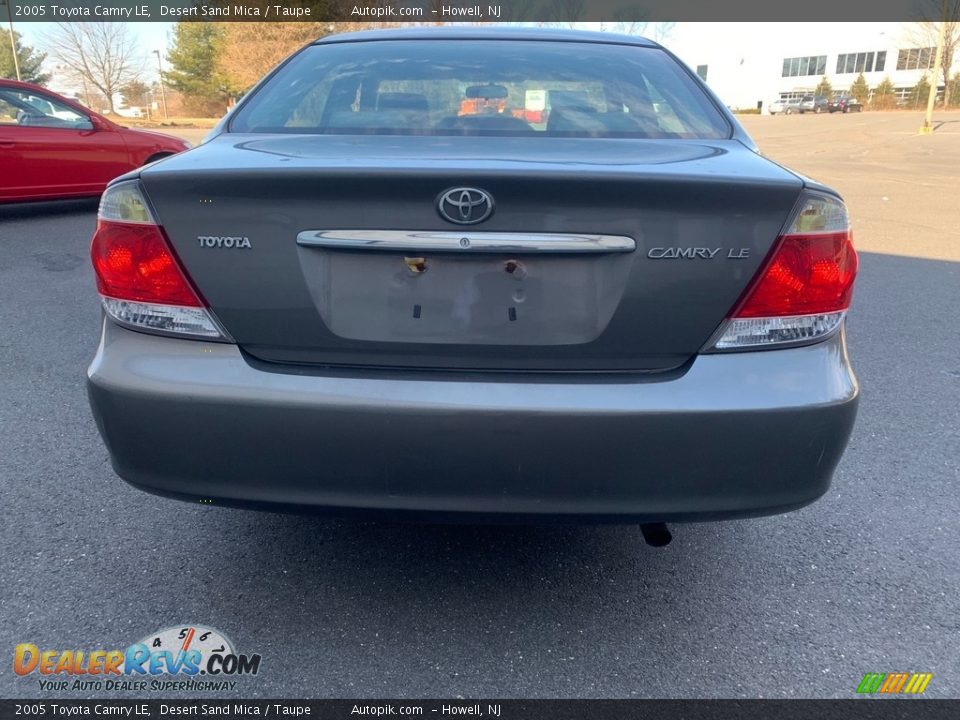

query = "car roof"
(313, 27), (658, 47)
(0, 77), (115, 125)
(0, 78), (49, 92)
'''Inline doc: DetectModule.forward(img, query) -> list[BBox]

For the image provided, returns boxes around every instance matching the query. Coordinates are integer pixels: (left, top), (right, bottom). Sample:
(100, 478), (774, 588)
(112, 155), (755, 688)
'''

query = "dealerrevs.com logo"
(14, 625), (262, 692)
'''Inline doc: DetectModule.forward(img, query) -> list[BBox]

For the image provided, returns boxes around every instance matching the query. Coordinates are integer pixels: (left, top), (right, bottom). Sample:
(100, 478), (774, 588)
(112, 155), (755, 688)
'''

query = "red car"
(0, 79), (190, 203)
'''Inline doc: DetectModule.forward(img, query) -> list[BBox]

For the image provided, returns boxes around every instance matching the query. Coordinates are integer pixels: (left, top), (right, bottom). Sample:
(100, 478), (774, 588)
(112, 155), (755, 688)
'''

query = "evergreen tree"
(850, 73), (869, 104)
(0, 31), (50, 85)
(908, 75), (931, 107)
(164, 22), (232, 115)
(814, 75), (833, 98)
(872, 77), (897, 109)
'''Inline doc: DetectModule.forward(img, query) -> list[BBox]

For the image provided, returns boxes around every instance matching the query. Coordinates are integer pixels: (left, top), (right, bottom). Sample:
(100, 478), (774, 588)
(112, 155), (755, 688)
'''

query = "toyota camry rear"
(86, 29), (858, 525)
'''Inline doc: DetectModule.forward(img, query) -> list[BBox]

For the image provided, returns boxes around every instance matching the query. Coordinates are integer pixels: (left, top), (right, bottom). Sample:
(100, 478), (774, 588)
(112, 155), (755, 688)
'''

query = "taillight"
(708, 192), (857, 351)
(91, 181), (226, 340)
(92, 221), (201, 306)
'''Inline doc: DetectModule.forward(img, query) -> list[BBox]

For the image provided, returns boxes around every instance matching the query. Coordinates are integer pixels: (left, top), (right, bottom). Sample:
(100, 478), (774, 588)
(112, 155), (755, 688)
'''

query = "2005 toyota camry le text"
(85, 29), (859, 543)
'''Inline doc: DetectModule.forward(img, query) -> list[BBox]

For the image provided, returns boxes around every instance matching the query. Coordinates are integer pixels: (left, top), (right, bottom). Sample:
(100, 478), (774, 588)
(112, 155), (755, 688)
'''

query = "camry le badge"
(647, 247), (751, 259)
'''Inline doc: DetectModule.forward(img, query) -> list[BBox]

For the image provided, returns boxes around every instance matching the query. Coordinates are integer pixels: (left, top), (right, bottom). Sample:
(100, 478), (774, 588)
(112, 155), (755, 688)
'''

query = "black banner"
(0, 0), (946, 22)
(0, 700), (958, 720)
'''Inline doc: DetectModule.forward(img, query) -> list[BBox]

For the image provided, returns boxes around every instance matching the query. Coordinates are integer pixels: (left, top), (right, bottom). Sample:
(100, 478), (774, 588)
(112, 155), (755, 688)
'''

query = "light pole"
(153, 49), (168, 120)
(3, 0), (21, 81)
(921, 21), (947, 134)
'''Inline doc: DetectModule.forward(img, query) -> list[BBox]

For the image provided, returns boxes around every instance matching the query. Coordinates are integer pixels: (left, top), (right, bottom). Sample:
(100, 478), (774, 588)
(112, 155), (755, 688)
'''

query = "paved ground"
(739, 111), (960, 262)
(0, 112), (958, 700)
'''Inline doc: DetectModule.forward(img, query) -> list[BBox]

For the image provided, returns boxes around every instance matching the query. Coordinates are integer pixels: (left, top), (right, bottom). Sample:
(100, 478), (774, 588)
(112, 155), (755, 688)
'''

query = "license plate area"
(297, 248), (633, 346)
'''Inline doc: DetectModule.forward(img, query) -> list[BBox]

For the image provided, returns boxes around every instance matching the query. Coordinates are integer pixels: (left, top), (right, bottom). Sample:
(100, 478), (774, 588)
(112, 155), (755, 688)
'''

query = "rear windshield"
(229, 39), (731, 139)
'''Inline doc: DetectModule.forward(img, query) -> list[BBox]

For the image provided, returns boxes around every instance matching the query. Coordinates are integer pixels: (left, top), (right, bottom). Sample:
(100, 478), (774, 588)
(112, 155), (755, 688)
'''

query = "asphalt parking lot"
(1, 112), (958, 699)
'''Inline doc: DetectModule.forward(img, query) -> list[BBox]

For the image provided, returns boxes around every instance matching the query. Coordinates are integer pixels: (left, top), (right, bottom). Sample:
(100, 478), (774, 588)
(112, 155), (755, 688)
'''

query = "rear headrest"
(437, 115), (534, 132)
(378, 92), (429, 112)
(549, 90), (594, 110)
(547, 108), (654, 134)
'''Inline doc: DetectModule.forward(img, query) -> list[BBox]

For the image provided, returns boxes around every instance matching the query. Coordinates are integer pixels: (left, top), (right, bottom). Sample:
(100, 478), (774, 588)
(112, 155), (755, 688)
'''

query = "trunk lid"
(140, 134), (803, 372)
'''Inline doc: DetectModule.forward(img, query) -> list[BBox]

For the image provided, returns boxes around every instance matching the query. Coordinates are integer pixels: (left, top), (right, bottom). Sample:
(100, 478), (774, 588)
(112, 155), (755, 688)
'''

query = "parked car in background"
(87, 29), (859, 542)
(828, 93), (864, 113)
(799, 95), (830, 113)
(771, 97), (803, 114)
(0, 79), (190, 203)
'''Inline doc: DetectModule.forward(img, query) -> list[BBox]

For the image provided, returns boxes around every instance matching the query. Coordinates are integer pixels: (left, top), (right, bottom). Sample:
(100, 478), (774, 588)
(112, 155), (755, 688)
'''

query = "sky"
(15, 22), (175, 91)
(17, 22), (173, 55)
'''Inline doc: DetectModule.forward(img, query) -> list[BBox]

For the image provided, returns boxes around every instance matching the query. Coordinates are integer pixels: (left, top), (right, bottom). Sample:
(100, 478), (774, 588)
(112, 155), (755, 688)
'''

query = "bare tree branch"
(543, 0), (587, 28)
(908, 0), (960, 106)
(45, 23), (144, 115)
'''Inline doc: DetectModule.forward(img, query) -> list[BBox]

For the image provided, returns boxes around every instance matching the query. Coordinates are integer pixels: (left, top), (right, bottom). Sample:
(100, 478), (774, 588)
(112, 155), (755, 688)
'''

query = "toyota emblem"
(437, 187), (494, 225)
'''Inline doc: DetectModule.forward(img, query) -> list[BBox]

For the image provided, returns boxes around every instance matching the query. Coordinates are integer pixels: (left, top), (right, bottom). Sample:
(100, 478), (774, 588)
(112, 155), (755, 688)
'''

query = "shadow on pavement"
(0, 198), (99, 221)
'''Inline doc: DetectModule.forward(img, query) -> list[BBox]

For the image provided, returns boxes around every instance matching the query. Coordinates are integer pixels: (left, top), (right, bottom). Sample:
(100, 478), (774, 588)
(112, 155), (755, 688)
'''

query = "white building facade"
(663, 22), (946, 112)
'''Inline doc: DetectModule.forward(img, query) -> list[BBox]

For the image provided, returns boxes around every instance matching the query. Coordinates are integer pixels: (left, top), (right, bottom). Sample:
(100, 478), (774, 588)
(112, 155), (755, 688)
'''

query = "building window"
(782, 55), (827, 77)
(696, 65), (708, 81)
(897, 47), (936, 71)
(895, 84), (946, 104)
(836, 51), (885, 74)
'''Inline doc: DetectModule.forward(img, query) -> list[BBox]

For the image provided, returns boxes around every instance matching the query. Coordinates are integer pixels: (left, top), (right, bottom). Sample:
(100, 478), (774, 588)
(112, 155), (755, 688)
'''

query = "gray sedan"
(771, 97), (803, 114)
(86, 29), (858, 544)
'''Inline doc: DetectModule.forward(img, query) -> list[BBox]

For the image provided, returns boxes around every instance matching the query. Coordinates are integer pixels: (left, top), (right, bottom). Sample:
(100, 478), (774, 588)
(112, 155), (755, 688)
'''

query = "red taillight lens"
(708, 192), (858, 351)
(733, 230), (858, 318)
(92, 181), (224, 340)
(91, 220), (202, 307)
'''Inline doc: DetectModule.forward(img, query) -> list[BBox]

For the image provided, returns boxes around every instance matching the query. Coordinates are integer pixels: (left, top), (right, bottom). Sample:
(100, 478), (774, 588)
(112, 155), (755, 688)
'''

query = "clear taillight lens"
(708, 192), (857, 351)
(91, 181), (226, 340)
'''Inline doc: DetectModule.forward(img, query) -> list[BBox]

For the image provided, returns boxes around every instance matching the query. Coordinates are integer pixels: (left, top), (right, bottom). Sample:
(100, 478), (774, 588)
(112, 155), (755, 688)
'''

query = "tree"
(542, 0), (588, 27)
(908, 74), (932, 107)
(910, 1), (960, 107)
(850, 73), (870, 104)
(164, 22), (233, 115)
(872, 76), (897, 109)
(46, 23), (143, 114)
(217, 22), (329, 95)
(814, 75), (833, 97)
(0, 31), (50, 85)
(603, 20), (677, 41)
(951, 72), (960, 105)
(121, 80), (150, 108)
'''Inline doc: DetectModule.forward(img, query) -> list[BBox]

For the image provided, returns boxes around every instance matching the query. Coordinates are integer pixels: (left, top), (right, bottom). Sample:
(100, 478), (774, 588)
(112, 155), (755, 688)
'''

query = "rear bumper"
(87, 321), (858, 522)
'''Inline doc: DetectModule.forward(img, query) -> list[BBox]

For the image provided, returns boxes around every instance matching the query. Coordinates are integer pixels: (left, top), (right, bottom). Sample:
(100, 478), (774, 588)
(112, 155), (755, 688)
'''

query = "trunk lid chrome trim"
(297, 230), (636, 254)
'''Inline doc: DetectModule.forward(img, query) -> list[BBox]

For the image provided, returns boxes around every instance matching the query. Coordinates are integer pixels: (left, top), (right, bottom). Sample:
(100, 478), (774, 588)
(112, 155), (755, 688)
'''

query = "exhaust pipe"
(641, 523), (672, 547)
